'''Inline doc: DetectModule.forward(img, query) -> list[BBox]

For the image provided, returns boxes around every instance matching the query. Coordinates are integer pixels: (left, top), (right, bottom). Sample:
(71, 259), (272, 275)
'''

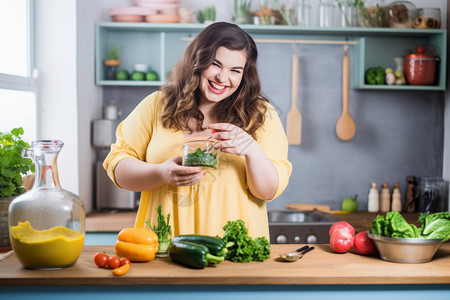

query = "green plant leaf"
(0, 127), (34, 197)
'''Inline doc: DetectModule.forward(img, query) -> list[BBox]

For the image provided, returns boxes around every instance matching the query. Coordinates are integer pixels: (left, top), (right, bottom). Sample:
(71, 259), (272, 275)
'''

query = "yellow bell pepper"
(114, 228), (159, 262)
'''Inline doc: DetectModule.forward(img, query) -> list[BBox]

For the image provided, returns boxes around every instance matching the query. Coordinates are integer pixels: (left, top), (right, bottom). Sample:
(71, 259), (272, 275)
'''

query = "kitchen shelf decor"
(95, 22), (446, 90)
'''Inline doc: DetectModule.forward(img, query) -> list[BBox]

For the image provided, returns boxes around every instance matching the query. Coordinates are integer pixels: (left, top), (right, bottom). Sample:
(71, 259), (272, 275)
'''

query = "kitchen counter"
(2, 244), (450, 286)
(86, 211), (420, 233)
(2, 244), (449, 299)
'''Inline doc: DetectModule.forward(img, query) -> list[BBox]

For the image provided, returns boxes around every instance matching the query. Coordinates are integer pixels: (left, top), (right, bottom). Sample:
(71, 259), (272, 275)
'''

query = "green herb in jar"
(184, 148), (217, 168)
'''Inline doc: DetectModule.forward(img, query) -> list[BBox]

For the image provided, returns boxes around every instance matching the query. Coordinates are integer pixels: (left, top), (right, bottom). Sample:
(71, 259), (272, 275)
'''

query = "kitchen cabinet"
(95, 23), (447, 90)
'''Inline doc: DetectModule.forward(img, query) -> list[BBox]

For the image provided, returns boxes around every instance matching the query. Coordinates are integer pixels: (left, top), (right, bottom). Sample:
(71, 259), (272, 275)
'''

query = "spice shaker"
(367, 182), (379, 212)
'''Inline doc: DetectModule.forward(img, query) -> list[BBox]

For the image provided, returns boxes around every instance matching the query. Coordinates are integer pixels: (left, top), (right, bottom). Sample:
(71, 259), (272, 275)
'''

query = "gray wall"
(103, 43), (444, 211)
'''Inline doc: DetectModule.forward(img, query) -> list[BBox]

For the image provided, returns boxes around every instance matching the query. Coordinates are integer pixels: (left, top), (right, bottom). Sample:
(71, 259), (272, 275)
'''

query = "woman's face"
(199, 46), (247, 105)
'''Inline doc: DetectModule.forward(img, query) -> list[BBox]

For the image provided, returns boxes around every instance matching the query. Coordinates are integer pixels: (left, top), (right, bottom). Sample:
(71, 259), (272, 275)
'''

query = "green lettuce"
(369, 211), (450, 242)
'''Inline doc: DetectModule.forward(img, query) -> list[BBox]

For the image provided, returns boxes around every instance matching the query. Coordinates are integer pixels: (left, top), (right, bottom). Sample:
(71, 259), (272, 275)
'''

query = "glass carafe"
(8, 140), (85, 269)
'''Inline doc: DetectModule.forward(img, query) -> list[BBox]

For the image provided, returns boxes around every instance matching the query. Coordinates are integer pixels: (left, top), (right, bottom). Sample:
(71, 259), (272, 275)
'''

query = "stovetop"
(268, 210), (338, 244)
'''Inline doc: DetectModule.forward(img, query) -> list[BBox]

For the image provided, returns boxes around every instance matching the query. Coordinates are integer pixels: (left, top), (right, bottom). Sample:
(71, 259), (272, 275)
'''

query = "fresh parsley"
(221, 219), (271, 263)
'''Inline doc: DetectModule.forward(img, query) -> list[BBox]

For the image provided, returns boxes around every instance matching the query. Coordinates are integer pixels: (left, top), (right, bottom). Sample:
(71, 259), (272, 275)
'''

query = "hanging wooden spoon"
(286, 53), (302, 145)
(336, 46), (355, 141)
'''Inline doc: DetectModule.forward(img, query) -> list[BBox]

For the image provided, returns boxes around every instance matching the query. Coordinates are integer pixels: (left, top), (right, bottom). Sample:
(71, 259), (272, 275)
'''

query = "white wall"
(35, 0), (79, 193)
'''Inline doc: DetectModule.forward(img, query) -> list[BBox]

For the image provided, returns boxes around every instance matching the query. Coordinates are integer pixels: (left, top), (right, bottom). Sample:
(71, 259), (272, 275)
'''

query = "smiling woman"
(103, 22), (292, 240)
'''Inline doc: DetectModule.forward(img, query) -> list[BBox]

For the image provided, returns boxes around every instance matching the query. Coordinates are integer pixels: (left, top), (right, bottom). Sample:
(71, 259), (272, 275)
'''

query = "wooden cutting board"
(286, 203), (348, 214)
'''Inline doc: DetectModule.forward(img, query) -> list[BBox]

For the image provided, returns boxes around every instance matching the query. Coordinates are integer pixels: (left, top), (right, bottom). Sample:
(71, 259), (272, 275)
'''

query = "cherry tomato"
(112, 263), (131, 276)
(94, 252), (109, 268)
(120, 257), (131, 266)
(107, 256), (121, 269)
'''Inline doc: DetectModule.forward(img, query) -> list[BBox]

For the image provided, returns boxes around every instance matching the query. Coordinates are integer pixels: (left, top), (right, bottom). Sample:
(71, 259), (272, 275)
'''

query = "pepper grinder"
(380, 182), (390, 212)
(403, 176), (418, 213)
(391, 182), (402, 212)
(367, 182), (379, 212)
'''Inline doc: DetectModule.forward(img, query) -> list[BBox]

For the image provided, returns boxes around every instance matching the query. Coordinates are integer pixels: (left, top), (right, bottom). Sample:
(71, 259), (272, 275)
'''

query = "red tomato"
(94, 252), (109, 268)
(330, 230), (354, 253)
(329, 221), (355, 237)
(107, 256), (121, 269)
(120, 257), (131, 266)
(353, 232), (378, 255)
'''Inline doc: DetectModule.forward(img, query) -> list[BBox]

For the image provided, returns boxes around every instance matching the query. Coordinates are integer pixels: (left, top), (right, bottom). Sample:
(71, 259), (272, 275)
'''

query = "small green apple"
(342, 194), (358, 212)
(131, 71), (145, 81)
(146, 70), (159, 81)
(115, 70), (129, 80)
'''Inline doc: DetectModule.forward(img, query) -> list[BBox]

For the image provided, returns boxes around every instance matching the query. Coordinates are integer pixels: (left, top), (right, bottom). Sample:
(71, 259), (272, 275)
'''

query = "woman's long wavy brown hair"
(160, 22), (267, 138)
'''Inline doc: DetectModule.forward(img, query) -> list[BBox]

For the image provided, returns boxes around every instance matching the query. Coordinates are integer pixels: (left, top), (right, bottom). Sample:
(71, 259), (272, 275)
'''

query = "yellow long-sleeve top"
(103, 91), (292, 239)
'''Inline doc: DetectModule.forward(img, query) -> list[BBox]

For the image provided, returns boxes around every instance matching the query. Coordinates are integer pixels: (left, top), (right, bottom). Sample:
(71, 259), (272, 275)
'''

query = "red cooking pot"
(404, 46), (438, 85)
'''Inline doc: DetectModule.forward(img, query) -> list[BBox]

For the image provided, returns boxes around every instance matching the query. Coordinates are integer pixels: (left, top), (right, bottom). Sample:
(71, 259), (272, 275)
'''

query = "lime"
(341, 194), (358, 212)
(146, 70), (159, 81)
(115, 70), (129, 80)
(131, 71), (145, 81)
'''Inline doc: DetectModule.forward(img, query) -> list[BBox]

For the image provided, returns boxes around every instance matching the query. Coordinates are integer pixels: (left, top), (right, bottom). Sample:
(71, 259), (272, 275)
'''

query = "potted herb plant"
(0, 127), (34, 248)
(104, 44), (121, 80)
(146, 204), (172, 257)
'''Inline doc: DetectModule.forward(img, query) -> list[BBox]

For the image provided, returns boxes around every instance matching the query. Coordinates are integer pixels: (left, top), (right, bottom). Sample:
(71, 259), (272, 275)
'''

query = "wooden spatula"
(286, 54), (302, 145)
(336, 47), (356, 141)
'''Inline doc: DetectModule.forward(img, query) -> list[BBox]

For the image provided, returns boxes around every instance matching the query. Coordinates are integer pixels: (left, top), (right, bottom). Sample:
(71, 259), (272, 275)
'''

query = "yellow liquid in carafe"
(10, 221), (84, 269)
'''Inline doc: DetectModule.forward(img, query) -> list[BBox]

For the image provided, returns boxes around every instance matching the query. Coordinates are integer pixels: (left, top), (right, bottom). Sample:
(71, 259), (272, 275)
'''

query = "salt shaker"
(367, 182), (379, 212)
(380, 182), (390, 212)
(391, 182), (402, 212)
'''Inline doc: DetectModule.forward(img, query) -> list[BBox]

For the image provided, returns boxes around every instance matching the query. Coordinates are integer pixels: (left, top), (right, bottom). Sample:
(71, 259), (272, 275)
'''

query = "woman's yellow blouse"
(103, 92), (292, 239)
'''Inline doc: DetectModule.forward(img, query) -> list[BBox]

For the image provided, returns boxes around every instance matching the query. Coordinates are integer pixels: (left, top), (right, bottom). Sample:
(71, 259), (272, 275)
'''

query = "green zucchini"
(169, 241), (224, 269)
(172, 234), (227, 256)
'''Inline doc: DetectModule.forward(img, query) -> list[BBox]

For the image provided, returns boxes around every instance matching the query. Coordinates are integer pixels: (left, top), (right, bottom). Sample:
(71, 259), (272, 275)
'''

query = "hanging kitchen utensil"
(336, 45), (356, 141)
(286, 53), (302, 145)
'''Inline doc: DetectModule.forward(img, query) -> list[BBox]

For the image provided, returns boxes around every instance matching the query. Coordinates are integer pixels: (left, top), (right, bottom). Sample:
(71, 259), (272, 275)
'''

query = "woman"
(104, 22), (292, 239)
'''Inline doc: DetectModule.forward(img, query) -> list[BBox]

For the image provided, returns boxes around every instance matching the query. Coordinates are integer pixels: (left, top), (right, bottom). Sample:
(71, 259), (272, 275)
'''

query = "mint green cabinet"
(95, 23), (446, 90)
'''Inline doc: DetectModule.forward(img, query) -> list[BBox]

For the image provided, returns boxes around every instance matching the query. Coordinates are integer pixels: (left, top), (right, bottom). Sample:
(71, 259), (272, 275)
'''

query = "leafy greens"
(221, 219), (271, 263)
(369, 211), (450, 242)
(184, 148), (217, 168)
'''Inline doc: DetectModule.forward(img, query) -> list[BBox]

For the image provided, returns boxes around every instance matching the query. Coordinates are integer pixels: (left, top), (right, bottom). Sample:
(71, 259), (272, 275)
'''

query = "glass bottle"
(8, 140), (85, 269)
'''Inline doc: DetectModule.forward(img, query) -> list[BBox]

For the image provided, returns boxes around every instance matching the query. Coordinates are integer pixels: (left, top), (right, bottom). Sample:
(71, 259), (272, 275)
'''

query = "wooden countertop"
(1, 244), (450, 286)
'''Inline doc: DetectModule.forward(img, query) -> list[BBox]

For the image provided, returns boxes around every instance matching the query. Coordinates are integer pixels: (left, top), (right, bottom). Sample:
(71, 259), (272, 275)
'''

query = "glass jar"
(386, 1), (417, 28)
(297, 0), (312, 26)
(414, 8), (441, 29)
(319, 0), (336, 27)
(337, 0), (357, 27)
(8, 140), (85, 269)
(358, 0), (386, 27)
(417, 178), (449, 213)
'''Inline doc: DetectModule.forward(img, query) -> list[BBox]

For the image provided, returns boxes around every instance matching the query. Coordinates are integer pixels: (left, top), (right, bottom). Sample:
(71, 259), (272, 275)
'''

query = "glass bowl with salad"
(182, 140), (218, 169)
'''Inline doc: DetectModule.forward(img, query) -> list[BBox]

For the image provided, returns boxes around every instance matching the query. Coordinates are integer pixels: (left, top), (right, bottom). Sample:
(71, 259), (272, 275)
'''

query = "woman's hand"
(160, 157), (205, 186)
(114, 156), (205, 191)
(207, 123), (256, 156)
(207, 123), (278, 200)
